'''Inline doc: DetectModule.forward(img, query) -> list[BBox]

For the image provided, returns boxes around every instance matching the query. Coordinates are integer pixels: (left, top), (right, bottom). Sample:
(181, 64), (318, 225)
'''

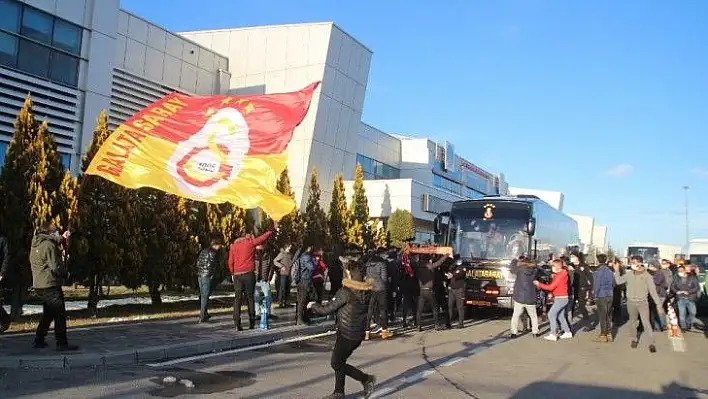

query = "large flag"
(86, 82), (320, 220)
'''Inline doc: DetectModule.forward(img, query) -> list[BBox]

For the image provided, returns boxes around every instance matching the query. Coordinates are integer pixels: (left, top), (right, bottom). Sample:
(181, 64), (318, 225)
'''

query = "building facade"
(508, 187), (564, 211)
(1, 0), (509, 242)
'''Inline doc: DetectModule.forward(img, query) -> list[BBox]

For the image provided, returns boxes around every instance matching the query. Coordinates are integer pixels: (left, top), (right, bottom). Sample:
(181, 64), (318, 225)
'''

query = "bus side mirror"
(527, 217), (536, 236)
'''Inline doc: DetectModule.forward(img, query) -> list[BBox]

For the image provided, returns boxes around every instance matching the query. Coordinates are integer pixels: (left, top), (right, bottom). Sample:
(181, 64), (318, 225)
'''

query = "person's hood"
(342, 278), (373, 291)
(31, 233), (58, 248)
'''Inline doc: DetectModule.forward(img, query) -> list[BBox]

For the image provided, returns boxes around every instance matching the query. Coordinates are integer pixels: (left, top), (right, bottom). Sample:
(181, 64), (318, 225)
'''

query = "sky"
(121, 0), (708, 252)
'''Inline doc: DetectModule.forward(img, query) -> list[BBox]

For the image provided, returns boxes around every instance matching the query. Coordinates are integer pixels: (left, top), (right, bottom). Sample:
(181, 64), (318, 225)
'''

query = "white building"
(508, 187), (564, 211)
(0, 0), (509, 241)
(592, 225), (608, 252)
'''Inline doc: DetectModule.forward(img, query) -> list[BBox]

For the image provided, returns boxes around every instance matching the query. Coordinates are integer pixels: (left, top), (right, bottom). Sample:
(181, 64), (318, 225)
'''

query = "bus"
(432, 195), (579, 309)
(625, 243), (681, 264)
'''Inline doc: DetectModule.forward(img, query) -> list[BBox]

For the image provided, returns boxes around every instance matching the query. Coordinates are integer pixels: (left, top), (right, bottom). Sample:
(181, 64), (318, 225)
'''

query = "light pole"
(683, 186), (689, 253)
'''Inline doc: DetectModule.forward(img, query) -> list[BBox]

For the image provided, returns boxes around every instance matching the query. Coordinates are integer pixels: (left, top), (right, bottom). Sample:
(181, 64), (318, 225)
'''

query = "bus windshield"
(450, 205), (530, 260)
(627, 246), (659, 262)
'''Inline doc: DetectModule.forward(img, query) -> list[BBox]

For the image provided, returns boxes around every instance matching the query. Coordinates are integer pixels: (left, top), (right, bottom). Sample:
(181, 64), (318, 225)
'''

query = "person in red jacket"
(312, 249), (328, 304)
(228, 222), (277, 330)
(534, 258), (573, 341)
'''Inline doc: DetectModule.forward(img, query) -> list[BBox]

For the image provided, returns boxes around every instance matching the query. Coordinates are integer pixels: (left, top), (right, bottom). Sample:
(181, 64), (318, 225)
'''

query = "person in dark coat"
(364, 248), (390, 339)
(414, 254), (450, 331)
(509, 258), (540, 337)
(308, 258), (377, 399)
(194, 236), (223, 323)
(445, 258), (469, 329)
(571, 252), (594, 330)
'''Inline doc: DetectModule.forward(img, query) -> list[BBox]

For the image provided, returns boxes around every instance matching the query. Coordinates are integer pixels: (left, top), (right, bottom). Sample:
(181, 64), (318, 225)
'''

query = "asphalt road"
(1, 313), (706, 398)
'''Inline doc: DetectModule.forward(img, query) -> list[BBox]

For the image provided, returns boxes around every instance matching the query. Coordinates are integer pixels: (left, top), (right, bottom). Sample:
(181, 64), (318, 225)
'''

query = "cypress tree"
(303, 168), (328, 249)
(328, 173), (350, 250)
(386, 209), (416, 249)
(347, 163), (371, 249)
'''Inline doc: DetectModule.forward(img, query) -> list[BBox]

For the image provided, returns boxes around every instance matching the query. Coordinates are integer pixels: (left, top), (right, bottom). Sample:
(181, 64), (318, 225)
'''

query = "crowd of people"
(1, 219), (705, 398)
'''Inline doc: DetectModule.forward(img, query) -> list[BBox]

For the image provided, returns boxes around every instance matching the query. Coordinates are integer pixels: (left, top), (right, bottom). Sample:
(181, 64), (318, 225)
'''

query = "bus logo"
(483, 203), (495, 220)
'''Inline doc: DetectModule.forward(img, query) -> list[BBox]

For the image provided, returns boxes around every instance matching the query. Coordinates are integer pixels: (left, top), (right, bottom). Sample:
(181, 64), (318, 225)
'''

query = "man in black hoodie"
(414, 254), (450, 331)
(571, 252), (594, 331)
(365, 247), (390, 340)
(29, 220), (77, 351)
(445, 257), (469, 329)
(509, 258), (540, 337)
(308, 258), (377, 399)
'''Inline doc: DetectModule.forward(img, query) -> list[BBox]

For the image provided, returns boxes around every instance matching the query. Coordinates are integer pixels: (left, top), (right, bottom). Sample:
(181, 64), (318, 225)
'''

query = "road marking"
(146, 330), (336, 367)
(440, 357), (465, 367)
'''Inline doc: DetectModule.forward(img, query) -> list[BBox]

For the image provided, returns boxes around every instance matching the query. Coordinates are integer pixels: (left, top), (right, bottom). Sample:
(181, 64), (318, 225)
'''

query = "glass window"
(0, 31), (18, 67)
(50, 50), (78, 86)
(0, 0), (21, 32)
(21, 7), (53, 44)
(60, 152), (71, 170)
(52, 19), (81, 55)
(18, 38), (49, 77)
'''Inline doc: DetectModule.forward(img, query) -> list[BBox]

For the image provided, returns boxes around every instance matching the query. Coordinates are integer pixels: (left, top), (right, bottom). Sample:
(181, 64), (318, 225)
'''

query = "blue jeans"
(255, 281), (272, 329)
(548, 297), (571, 336)
(652, 297), (666, 331)
(676, 298), (697, 330)
(198, 276), (212, 321)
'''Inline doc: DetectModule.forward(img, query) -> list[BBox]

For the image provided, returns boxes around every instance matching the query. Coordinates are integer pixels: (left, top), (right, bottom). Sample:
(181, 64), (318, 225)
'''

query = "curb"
(0, 320), (334, 369)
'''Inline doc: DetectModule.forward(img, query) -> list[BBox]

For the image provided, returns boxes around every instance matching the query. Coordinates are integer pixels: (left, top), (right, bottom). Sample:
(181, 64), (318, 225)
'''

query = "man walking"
(30, 221), (77, 351)
(614, 255), (663, 353)
(294, 246), (316, 325)
(509, 258), (539, 338)
(273, 244), (295, 308)
(571, 252), (594, 330)
(365, 247), (390, 340)
(592, 254), (614, 342)
(414, 254), (449, 331)
(228, 223), (276, 330)
(0, 234), (11, 333)
(671, 265), (700, 332)
(195, 236), (223, 323)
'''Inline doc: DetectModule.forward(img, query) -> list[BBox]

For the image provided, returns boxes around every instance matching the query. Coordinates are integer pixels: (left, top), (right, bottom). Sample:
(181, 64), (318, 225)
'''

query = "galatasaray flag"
(86, 82), (320, 220)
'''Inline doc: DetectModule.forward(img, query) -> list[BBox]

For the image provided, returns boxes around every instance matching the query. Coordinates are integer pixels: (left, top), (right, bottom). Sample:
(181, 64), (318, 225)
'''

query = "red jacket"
(537, 269), (569, 298)
(227, 231), (273, 275)
(312, 254), (327, 283)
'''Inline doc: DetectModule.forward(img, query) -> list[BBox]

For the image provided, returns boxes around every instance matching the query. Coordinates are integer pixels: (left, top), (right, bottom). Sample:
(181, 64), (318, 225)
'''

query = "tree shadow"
(381, 184), (392, 218)
(511, 381), (706, 399)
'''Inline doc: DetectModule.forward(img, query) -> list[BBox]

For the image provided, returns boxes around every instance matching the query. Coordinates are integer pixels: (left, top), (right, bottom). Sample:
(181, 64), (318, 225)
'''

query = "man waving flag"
(86, 82), (320, 220)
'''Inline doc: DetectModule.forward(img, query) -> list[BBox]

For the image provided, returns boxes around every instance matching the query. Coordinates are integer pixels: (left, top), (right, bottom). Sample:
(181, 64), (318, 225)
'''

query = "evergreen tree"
(275, 168), (304, 251)
(55, 172), (79, 232)
(386, 209), (416, 248)
(206, 203), (247, 284)
(303, 168), (328, 249)
(328, 173), (350, 250)
(69, 111), (141, 313)
(347, 163), (371, 249)
(372, 219), (389, 248)
(0, 97), (63, 317)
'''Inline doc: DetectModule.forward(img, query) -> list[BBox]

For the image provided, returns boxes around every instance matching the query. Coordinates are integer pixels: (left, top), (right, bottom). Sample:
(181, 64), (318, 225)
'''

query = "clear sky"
(121, 0), (708, 252)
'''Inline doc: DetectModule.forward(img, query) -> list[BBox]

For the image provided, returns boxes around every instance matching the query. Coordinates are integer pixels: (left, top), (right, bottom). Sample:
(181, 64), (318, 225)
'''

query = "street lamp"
(683, 186), (689, 253)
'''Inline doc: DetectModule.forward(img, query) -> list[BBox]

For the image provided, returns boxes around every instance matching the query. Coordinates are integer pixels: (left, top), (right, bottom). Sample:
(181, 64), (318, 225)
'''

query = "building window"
(0, 141), (7, 167)
(0, 1), (83, 88)
(433, 173), (461, 195)
(0, 31), (18, 67)
(18, 38), (49, 78)
(21, 7), (53, 45)
(60, 152), (71, 170)
(0, 0), (21, 32)
(356, 153), (400, 180)
(50, 50), (78, 86)
(52, 19), (81, 55)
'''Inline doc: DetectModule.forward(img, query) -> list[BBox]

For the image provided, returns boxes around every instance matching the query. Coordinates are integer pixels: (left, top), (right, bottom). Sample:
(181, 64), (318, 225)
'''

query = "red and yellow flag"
(86, 82), (320, 220)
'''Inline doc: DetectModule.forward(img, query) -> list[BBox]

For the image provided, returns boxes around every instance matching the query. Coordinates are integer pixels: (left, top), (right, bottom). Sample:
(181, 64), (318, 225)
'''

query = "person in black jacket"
(509, 258), (540, 337)
(0, 234), (11, 333)
(195, 236), (223, 323)
(571, 252), (594, 331)
(445, 259), (469, 329)
(365, 248), (390, 340)
(308, 258), (377, 399)
(414, 254), (450, 331)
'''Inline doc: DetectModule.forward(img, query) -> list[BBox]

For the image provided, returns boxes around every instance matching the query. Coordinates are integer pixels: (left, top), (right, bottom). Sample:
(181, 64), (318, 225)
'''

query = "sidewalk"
(0, 305), (334, 369)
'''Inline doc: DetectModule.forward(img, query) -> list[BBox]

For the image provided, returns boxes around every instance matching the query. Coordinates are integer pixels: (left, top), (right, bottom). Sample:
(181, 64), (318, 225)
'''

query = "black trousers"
(595, 297), (613, 335)
(448, 287), (465, 327)
(417, 288), (439, 327)
(313, 281), (325, 304)
(400, 279), (417, 325)
(296, 281), (313, 324)
(331, 333), (368, 394)
(233, 272), (256, 328)
(612, 286), (624, 321)
(367, 290), (388, 329)
(576, 290), (591, 324)
(0, 303), (10, 326)
(35, 287), (68, 345)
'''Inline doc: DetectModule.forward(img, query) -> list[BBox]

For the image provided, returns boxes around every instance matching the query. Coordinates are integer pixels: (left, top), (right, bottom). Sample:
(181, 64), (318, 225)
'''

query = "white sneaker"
(544, 334), (558, 341)
(560, 332), (573, 339)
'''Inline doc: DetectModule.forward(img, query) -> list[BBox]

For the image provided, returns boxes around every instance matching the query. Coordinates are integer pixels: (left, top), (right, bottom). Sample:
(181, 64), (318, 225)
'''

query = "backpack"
(291, 258), (302, 284)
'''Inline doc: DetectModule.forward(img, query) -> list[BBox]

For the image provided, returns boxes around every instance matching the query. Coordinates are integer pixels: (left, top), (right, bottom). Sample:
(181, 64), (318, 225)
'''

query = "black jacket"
(512, 261), (539, 305)
(573, 264), (594, 295)
(415, 256), (447, 290)
(195, 247), (219, 278)
(365, 255), (388, 292)
(311, 278), (373, 341)
(448, 263), (469, 290)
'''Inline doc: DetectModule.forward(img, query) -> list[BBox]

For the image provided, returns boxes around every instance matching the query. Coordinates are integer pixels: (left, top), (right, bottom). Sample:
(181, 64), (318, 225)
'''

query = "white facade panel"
(508, 187), (565, 211)
(568, 214), (595, 248)
(592, 225), (608, 250)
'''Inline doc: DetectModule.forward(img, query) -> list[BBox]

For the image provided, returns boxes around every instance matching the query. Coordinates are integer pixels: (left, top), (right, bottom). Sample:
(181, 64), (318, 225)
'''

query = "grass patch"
(6, 297), (239, 334)
(20, 285), (233, 304)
